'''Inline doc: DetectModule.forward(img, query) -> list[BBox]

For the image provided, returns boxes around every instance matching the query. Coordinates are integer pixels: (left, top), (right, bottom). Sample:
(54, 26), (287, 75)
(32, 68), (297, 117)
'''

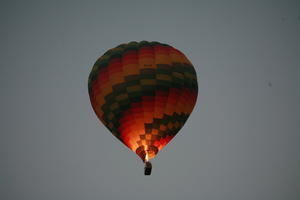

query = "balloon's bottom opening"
(136, 145), (158, 162)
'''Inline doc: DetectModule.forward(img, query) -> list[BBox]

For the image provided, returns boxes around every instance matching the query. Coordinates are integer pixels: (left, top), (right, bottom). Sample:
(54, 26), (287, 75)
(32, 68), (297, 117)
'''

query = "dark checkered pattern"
(88, 41), (198, 161)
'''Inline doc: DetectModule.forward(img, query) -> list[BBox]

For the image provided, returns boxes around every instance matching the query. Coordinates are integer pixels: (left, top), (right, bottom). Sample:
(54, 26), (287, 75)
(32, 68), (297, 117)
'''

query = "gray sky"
(1, 1), (300, 200)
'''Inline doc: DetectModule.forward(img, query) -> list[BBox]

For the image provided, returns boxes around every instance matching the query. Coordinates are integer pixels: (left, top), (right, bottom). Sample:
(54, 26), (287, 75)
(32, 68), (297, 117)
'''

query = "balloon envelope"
(88, 41), (198, 162)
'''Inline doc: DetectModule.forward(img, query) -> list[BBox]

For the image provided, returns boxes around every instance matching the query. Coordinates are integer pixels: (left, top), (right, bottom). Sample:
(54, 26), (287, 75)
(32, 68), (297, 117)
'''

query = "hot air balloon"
(88, 41), (198, 175)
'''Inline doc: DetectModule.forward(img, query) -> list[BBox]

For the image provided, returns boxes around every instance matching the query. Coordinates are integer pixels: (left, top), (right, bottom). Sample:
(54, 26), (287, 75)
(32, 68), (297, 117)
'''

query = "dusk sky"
(1, 1), (300, 200)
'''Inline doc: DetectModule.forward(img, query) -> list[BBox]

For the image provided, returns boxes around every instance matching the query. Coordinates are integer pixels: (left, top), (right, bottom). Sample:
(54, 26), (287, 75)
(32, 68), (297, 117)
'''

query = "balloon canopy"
(88, 41), (198, 165)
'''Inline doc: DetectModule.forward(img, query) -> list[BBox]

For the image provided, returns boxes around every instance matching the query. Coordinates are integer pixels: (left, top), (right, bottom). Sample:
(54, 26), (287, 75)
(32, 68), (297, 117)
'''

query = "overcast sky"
(1, 1), (300, 200)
